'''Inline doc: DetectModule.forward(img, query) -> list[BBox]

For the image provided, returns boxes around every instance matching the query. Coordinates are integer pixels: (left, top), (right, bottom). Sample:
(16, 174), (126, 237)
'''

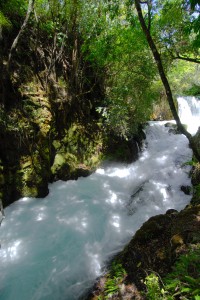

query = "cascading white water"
(0, 97), (199, 300)
(177, 96), (200, 135)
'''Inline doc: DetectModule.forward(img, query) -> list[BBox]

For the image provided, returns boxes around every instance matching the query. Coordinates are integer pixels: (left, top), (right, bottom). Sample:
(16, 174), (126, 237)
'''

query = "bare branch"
(173, 54), (200, 64)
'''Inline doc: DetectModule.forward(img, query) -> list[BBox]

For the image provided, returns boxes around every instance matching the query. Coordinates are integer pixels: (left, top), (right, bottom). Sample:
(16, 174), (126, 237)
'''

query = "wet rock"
(166, 209), (178, 215)
(191, 162), (200, 186)
(192, 127), (200, 157)
(181, 185), (192, 195)
(88, 204), (200, 299)
(164, 122), (176, 128)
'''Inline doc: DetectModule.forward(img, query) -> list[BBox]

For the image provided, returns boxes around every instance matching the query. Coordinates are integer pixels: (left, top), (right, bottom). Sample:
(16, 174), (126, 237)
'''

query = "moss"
(51, 152), (78, 180)
(133, 214), (171, 243)
(0, 75), (137, 205)
(11, 154), (49, 199)
(51, 122), (103, 180)
(53, 140), (61, 150)
(88, 154), (102, 168)
(51, 153), (67, 170)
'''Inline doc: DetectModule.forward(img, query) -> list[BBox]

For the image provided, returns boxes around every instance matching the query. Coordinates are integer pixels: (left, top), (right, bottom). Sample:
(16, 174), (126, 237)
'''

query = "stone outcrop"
(0, 78), (143, 207)
(87, 160), (200, 299)
(87, 202), (200, 300)
(0, 83), (102, 206)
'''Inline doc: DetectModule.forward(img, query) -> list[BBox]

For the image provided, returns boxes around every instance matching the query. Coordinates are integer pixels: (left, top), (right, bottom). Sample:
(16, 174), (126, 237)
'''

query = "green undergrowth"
(98, 262), (127, 300)
(144, 244), (200, 300)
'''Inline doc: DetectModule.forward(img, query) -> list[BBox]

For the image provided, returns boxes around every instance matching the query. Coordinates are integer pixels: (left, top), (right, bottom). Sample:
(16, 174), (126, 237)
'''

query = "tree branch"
(7, 0), (35, 72)
(173, 54), (200, 64)
(134, 0), (200, 161)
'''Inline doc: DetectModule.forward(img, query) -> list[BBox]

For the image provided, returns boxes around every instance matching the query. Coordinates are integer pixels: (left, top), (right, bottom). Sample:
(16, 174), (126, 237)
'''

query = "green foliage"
(0, 0), (27, 21)
(83, 7), (157, 138)
(165, 245), (200, 299)
(109, 261), (127, 278)
(144, 245), (200, 300)
(168, 60), (200, 96)
(0, 10), (12, 28)
(145, 273), (165, 300)
(182, 157), (198, 167)
(0, 0), (199, 140)
(105, 278), (120, 298)
(186, 84), (200, 96)
(154, 0), (200, 58)
(194, 184), (200, 198)
(104, 262), (126, 299)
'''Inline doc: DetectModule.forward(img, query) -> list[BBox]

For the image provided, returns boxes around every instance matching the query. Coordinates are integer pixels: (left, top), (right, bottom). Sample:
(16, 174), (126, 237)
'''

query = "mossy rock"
(12, 154), (49, 199)
(71, 164), (92, 179)
(51, 152), (78, 180)
(114, 205), (200, 291)
(133, 214), (172, 243)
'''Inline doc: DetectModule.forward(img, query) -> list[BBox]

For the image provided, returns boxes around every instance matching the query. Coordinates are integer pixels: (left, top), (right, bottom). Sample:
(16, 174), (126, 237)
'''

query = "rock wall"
(0, 83), (100, 206)
(0, 78), (143, 207)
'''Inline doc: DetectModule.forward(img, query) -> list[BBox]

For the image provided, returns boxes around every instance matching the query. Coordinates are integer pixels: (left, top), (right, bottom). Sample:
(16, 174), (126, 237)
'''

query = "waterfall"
(177, 96), (200, 135)
(0, 97), (199, 300)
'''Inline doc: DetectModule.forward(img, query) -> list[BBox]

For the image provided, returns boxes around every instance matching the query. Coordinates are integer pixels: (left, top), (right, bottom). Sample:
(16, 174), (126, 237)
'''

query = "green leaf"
(0, 10), (12, 28)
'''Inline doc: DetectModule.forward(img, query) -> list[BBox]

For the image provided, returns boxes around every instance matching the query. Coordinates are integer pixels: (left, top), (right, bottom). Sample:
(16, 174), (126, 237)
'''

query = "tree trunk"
(1, 0), (35, 108)
(7, 0), (35, 72)
(134, 0), (200, 162)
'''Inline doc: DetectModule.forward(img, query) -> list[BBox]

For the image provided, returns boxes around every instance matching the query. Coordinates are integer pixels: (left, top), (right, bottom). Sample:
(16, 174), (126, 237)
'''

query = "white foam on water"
(0, 97), (199, 300)
(177, 96), (200, 135)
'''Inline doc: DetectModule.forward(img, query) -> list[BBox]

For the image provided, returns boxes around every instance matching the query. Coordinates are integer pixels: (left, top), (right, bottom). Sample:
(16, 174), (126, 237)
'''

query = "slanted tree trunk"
(134, 0), (200, 162)
(7, 0), (35, 72)
(1, 0), (35, 107)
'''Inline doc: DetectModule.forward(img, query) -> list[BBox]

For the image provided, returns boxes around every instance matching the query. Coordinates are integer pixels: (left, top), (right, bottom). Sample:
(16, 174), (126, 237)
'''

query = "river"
(0, 96), (199, 300)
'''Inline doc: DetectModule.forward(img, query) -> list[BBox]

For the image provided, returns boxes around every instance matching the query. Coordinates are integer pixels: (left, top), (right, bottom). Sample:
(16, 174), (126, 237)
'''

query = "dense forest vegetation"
(1, 0), (200, 130)
(0, 1), (200, 299)
(0, 0), (199, 206)
(0, 0), (199, 129)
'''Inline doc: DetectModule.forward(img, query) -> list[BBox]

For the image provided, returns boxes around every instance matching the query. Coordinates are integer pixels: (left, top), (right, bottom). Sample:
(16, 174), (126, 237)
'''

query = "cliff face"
(0, 64), (142, 207)
(0, 83), (100, 206)
(0, 18), (145, 207)
(0, 85), (143, 207)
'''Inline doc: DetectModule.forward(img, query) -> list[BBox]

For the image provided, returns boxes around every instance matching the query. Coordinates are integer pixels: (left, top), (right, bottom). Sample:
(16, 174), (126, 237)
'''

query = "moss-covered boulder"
(87, 205), (200, 299)
(14, 155), (49, 198)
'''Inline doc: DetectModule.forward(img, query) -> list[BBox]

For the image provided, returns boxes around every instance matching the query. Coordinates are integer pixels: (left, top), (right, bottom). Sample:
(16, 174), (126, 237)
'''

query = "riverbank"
(0, 80), (143, 208)
(0, 120), (195, 300)
(87, 160), (200, 300)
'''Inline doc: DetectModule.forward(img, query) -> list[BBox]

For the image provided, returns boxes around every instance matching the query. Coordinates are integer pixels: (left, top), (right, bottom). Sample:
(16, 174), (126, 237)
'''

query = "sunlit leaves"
(85, 11), (157, 137)
(152, 0), (200, 59)
(0, 11), (12, 28)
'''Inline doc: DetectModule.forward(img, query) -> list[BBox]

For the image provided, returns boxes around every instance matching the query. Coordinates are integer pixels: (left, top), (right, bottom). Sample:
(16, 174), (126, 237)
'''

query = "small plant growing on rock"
(164, 245), (200, 299)
(145, 273), (165, 300)
(104, 262), (127, 299)
(144, 245), (200, 300)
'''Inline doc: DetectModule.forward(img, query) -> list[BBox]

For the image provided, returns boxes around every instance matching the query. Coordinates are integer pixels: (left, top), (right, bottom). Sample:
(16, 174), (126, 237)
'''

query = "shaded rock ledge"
(0, 81), (144, 208)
